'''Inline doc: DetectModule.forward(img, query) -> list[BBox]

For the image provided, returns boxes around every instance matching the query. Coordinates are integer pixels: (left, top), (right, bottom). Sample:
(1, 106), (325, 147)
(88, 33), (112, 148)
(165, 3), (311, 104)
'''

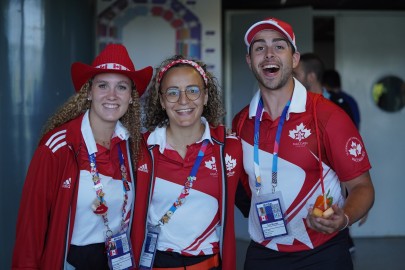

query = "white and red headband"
(157, 59), (208, 85)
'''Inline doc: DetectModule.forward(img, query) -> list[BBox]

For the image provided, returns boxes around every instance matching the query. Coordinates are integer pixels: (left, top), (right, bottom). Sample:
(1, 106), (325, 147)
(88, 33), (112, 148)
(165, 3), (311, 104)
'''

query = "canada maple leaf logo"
(348, 141), (362, 157)
(345, 137), (365, 162)
(288, 123), (311, 141)
(225, 154), (236, 171)
(205, 157), (217, 171)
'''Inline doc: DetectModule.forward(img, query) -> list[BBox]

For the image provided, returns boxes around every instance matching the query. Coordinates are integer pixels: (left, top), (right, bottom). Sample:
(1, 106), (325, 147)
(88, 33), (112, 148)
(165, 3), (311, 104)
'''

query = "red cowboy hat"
(71, 44), (153, 96)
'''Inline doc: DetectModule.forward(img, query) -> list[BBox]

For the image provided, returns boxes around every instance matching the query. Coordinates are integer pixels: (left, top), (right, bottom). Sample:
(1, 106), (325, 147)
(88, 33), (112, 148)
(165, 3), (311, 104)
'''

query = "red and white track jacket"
(12, 113), (135, 269)
(132, 125), (243, 270)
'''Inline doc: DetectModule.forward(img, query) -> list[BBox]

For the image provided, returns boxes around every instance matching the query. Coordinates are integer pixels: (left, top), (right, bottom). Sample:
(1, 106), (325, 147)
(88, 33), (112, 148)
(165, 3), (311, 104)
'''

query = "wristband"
(340, 213), (350, 231)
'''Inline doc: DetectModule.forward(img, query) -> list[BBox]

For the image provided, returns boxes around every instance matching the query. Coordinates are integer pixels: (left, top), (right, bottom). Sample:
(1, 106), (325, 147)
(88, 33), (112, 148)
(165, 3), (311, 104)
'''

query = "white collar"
(147, 117), (214, 154)
(248, 78), (307, 121)
(81, 110), (129, 155)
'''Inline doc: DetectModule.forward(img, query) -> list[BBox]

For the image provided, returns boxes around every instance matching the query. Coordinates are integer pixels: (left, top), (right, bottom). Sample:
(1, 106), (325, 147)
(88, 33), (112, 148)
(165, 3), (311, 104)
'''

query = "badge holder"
(106, 231), (134, 270)
(139, 224), (161, 270)
(252, 191), (289, 240)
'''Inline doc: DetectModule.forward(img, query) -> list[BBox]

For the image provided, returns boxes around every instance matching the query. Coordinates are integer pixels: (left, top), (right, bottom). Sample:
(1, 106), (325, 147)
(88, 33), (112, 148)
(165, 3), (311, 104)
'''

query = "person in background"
(232, 17), (375, 269)
(323, 68), (361, 129)
(293, 53), (328, 96)
(294, 53), (356, 126)
(12, 44), (152, 269)
(132, 54), (243, 270)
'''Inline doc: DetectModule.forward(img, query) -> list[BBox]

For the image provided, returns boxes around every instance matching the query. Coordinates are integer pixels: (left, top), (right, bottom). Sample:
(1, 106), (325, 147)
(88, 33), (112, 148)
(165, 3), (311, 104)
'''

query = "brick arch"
(97, 0), (201, 59)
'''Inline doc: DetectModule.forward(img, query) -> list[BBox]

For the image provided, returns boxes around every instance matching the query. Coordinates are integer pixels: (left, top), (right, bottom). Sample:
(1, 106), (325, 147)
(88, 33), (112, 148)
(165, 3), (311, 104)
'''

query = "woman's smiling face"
(159, 66), (208, 130)
(88, 73), (133, 126)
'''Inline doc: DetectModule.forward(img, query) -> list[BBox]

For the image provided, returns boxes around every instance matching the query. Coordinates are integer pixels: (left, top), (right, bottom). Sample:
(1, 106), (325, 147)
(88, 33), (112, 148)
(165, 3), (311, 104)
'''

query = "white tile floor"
(236, 237), (405, 270)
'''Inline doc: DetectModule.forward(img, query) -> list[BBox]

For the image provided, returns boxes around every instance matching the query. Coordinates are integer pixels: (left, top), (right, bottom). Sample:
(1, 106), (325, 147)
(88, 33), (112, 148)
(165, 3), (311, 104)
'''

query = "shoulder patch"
(345, 137), (366, 162)
(45, 130), (67, 153)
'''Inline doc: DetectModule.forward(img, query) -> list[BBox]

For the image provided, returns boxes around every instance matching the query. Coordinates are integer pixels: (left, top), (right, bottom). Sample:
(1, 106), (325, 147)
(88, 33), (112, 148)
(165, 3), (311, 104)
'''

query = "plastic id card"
(255, 198), (288, 239)
(106, 232), (134, 270)
(139, 224), (161, 270)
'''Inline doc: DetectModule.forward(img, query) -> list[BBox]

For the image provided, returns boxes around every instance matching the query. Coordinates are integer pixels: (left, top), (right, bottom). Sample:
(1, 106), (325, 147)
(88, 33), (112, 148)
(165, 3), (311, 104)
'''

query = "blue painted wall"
(0, 0), (95, 267)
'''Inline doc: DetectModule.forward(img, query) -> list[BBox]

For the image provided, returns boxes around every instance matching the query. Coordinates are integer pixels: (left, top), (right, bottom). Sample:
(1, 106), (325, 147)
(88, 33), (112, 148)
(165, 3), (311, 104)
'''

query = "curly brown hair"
(40, 80), (142, 164)
(143, 55), (225, 131)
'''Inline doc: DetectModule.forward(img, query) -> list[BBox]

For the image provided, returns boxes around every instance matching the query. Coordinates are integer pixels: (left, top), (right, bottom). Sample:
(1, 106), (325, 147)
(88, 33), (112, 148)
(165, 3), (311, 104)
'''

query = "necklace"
(168, 141), (188, 149)
(167, 124), (205, 147)
(167, 124), (204, 159)
(96, 139), (111, 149)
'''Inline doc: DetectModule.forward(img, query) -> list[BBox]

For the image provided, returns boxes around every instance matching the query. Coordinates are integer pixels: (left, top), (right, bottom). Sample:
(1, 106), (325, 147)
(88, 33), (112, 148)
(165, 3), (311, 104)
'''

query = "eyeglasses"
(161, 86), (202, 103)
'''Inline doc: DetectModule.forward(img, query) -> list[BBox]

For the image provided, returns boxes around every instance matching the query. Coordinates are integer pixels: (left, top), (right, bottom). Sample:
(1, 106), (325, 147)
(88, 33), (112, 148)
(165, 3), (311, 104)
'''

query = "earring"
(129, 100), (133, 104)
(87, 97), (91, 101)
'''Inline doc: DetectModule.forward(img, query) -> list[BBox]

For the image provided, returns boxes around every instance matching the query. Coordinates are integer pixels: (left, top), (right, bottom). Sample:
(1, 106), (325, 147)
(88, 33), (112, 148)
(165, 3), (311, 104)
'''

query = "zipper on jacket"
(212, 134), (226, 259)
(63, 142), (81, 269)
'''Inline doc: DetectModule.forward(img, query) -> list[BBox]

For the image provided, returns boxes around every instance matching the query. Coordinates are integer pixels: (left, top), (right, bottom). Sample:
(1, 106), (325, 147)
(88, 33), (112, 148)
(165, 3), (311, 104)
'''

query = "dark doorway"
(314, 16), (335, 69)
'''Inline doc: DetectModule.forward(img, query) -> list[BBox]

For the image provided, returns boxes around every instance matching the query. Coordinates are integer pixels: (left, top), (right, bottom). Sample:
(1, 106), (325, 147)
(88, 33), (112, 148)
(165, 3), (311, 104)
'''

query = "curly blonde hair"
(41, 80), (142, 164)
(143, 55), (225, 131)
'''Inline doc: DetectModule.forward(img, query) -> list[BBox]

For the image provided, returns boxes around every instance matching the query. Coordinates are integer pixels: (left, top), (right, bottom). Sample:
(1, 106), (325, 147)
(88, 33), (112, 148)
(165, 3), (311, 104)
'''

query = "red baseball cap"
(71, 44), (153, 96)
(244, 17), (297, 52)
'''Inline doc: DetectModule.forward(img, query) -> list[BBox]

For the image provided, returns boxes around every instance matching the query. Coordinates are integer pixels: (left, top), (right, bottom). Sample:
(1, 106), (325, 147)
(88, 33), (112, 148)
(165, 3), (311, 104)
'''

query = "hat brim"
(71, 62), (153, 96)
(245, 22), (297, 52)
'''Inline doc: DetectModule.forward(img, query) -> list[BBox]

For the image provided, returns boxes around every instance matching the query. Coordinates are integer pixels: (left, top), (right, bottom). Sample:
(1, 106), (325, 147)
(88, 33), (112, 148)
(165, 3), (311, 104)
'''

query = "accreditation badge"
(253, 191), (288, 240)
(106, 232), (134, 270)
(139, 224), (161, 270)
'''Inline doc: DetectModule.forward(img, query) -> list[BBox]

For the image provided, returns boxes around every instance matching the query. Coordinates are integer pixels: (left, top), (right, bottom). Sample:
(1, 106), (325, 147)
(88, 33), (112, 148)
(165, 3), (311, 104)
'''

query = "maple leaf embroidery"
(205, 157), (217, 171)
(225, 154), (236, 171)
(348, 141), (362, 157)
(289, 123), (311, 141)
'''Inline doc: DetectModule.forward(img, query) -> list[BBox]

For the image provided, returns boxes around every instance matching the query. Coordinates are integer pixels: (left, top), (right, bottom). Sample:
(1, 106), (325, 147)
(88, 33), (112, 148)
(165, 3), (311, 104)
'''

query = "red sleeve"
(227, 121), (252, 217)
(12, 145), (58, 269)
(323, 108), (371, 181)
(224, 135), (243, 178)
(131, 137), (152, 268)
(231, 106), (249, 136)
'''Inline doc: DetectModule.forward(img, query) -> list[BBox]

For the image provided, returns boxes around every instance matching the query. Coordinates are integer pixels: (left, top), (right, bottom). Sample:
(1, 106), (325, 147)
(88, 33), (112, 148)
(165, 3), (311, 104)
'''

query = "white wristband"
(340, 213), (350, 231)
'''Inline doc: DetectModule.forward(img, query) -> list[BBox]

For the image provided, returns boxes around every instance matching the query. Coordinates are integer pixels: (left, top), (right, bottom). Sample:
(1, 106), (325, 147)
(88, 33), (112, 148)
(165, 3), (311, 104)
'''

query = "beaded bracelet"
(340, 213), (350, 231)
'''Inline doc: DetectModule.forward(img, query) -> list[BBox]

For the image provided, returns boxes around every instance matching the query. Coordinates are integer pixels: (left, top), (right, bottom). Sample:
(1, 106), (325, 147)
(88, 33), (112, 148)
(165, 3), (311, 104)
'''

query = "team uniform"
(233, 79), (371, 267)
(12, 111), (135, 269)
(133, 118), (243, 270)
